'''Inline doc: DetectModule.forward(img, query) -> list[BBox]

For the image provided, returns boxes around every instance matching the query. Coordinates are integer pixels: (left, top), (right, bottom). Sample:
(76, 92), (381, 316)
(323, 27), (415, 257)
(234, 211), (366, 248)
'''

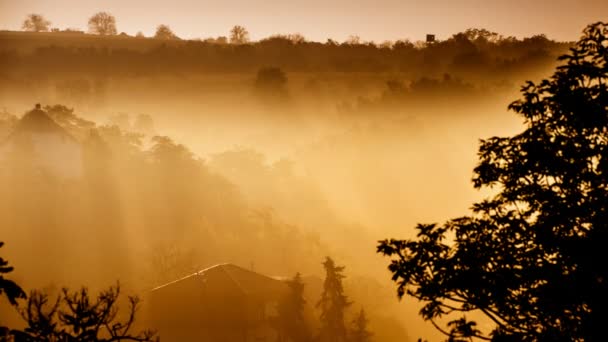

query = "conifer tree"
(278, 272), (311, 342)
(351, 308), (373, 342)
(317, 257), (350, 342)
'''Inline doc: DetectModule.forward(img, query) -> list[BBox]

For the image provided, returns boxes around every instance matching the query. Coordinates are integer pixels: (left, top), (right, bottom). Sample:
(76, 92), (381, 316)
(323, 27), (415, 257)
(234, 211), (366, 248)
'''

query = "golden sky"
(1, 0), (607, 42)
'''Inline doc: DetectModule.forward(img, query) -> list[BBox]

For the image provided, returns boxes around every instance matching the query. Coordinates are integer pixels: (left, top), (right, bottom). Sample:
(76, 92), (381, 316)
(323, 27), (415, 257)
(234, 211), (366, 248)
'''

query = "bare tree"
(229, 25), (249, 44)
(22, 14), (51, 32)
(11, 283), (158, 341)
(88, 12), (117, 35)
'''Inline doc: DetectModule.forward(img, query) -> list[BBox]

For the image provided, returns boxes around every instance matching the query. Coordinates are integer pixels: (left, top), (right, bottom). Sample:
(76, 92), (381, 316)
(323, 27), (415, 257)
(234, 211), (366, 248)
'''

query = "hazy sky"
(1, 0), (606, 42)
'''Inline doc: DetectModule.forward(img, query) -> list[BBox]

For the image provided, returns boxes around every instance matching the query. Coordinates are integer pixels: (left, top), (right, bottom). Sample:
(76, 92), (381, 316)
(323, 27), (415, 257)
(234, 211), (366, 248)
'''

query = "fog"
(0, 29), (569, 341)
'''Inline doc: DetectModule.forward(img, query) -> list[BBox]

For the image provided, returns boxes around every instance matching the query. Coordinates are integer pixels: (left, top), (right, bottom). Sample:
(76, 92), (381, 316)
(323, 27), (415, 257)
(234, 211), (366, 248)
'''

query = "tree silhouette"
(154, 25), (178, 40)
(277, 273), (311, 342)
(1, 241), (26, 337)
(254, 67), (288, 99)
(22, 14), (51, 32)
(229, 25), (249, 44)
(11, 283), (158, 341)
(0, 244), (23, 342)
(351, 308), (372, 342)
(317, 257), (350, 342)
(0, 242), (25, 306)
(377, 22), (608, 340)
(88, 12), (117, 35)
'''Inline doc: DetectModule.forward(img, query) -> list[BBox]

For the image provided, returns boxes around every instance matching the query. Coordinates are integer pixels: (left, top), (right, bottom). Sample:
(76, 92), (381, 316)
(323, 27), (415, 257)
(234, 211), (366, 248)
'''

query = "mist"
(0, 21), (578, 341)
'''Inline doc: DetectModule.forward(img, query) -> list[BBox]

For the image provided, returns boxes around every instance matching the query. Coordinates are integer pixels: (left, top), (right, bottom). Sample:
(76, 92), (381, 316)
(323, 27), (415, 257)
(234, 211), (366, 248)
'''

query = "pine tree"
(317, 257), (350, 342)
(277, 272), (311, 342)
(351, 308), (373, 342)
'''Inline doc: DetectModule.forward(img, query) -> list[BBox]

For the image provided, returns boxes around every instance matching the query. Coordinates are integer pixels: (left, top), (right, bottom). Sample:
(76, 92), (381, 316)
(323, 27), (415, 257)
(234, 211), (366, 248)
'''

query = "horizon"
(1, 0), (607, 42)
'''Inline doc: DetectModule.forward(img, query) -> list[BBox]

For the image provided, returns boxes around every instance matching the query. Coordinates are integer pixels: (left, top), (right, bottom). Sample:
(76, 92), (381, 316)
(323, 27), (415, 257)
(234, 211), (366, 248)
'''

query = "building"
(147, 263), (293, 341)
(0, 104), (82, 179)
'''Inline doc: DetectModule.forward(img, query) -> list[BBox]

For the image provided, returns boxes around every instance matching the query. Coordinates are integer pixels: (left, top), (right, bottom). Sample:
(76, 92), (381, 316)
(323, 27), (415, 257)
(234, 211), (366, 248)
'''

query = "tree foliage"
(229, 25), (249, 44)
(254, 67), (288, 99)
(378, 22), (608, 341)
(317, 257), (350, 342)
(0, 241), (26, 307)
(154, 25), (178, 40)
(22, 14), (51, 32)
(350, 308), (373, 342)
(277, 273), (311, 342)
(11, 283), (158, 341)
(0, 240), (25, 338)
(88, 12), (117, 36)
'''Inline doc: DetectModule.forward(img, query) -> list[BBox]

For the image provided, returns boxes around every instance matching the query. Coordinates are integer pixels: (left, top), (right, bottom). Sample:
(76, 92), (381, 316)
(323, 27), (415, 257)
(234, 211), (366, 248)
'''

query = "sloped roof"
(151, 263), (288, 301)
(4, 108), (76, 144)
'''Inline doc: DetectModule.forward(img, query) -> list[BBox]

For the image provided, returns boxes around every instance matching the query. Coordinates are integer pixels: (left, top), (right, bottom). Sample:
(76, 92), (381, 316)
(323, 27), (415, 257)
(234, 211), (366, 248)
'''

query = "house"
(147, 263), (292, 341)
(0, 104), (82, 179)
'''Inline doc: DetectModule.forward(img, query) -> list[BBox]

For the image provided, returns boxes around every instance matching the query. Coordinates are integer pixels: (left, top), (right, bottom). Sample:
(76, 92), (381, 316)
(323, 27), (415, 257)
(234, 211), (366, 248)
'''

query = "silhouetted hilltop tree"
(462, 28), (501, 43)
(317, 257), (350, 342)
(345, 35), (362, 46)
(351, 308), (372, 342)
(154, 25), (179, 40)
(377, 22), (608, 341)
(230, 25), (249, 44)
(277, 272), (311, 342)
(11, 283), (158, 341)
(22, 14), (50, 32)
(88, 12), (117, 35)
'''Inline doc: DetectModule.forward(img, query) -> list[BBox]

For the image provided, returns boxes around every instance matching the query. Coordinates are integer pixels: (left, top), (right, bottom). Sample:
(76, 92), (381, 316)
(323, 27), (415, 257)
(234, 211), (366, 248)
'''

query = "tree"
(317, 257), (350, 342)
(22, 14), (51, 32)
(351, 308), (372, 342)
(11, 283), (158, 341)
(229, 25), (249, 44)
(462, 28), (501, 43)
(154, 25), (178, 40)
(0, 245), (23, 342)
(377, 22), (608, 341)
(1, 241), (26, 338)
(254, 67), (288, 99)
(0, 242), (26, 306)
(277, 273), (311, 342)
(88, 12), (117, 35)
(344, 35), (361, 45)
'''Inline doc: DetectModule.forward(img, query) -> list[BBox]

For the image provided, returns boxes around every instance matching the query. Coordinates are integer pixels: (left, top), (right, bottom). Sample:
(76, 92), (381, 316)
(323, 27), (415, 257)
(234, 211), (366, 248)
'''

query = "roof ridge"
(219, 264), (249, 295)
(150, 263), (223, 292)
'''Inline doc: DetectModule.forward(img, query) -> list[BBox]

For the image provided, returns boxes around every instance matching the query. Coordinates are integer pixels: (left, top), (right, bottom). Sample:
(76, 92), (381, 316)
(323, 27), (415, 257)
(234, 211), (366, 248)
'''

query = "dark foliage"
(254, 66), (288, 100)
(317, 257), (350, 342)
(378, 22), (608, 341)
(0, 242), (26, 306)
(350, 308), (372, 342)
(11, 284), (158, 341)
(0, 28), (568, 78)
(0, 241), (26, 338)
(277, 273), (311, 342)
